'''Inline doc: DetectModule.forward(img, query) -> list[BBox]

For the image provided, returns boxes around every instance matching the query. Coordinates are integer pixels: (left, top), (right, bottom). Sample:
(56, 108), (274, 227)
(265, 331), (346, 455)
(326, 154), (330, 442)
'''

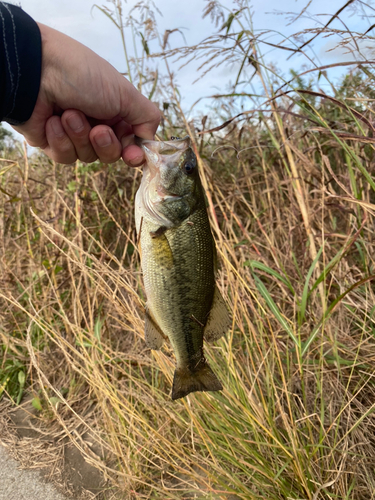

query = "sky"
(4, 0), (374, 139)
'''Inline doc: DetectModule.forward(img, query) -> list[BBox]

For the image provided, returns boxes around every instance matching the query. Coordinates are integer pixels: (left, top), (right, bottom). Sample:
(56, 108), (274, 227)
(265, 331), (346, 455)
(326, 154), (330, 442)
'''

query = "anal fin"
(145, 306), (165, 350)
(204, 286), (231, 342)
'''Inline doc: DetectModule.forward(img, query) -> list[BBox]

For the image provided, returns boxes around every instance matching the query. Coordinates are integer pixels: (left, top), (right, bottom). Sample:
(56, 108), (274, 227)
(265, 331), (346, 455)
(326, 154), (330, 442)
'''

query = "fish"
(134, 135), (231, 400)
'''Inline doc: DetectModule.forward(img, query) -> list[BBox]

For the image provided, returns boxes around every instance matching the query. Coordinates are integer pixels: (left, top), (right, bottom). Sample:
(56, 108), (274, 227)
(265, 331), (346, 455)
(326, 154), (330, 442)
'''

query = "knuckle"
(151, 106), (162, 124)
(80, 153), (98, 163)
(26, 138), (39, 147)
(98, 152), (120, 163)
(52, 153), (77, 164)
(25, 136), (48, 149)
(50, 139), (77, 164)
(55, 140), (74, 155)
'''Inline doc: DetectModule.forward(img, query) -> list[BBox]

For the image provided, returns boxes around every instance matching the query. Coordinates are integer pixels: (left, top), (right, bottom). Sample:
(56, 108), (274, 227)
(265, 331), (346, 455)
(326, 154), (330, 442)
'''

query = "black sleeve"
(0, 2), (42, 125)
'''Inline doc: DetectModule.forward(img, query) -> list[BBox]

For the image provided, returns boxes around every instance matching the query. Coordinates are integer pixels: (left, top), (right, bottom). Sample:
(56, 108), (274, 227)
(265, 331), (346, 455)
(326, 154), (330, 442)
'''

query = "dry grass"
(2, 1), (375, 498)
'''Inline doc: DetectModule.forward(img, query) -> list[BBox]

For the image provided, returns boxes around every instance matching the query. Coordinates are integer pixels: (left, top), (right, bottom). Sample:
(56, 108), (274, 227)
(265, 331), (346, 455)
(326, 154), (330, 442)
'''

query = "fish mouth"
(136, 136), (192, 227)
(136, 135), (192, 197)
(135, 136), (191, 155)
(135, 136), (191, 170)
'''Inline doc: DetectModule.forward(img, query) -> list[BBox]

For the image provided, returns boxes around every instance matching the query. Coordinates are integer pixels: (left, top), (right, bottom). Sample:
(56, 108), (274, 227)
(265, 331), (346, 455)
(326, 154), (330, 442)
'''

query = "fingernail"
(66, 114), (84, 132)
(94, 131), (112, 148)
(129, 156), (144, 166)
(51, 119), (65, 138)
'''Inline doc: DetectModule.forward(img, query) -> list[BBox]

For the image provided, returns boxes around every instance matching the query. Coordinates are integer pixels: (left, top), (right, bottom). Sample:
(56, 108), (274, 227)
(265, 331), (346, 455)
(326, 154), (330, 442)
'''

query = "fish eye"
(183, 161), (196, 175)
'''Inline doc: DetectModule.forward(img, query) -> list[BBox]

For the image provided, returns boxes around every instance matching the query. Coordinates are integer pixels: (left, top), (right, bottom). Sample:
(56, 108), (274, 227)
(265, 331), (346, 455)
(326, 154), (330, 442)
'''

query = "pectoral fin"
(150, 232), (174, 270)
(145, 306), (165, 349)
(204, 286), (231, 342)
(150, 226), (168, 238)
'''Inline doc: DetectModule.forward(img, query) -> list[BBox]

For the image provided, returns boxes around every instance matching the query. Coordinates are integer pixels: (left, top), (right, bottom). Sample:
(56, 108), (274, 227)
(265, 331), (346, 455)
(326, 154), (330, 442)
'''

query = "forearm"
(0, 2), (41, 124)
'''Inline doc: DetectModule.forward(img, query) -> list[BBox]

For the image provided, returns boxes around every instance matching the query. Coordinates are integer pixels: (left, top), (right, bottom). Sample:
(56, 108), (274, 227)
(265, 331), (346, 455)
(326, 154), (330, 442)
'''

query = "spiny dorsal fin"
(145, 306), (165, 350)
(204, 286), (231, 342)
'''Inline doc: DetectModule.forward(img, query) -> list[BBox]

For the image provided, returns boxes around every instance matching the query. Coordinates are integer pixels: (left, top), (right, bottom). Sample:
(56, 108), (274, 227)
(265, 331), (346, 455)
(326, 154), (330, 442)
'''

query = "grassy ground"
(2, 1), (375, 498)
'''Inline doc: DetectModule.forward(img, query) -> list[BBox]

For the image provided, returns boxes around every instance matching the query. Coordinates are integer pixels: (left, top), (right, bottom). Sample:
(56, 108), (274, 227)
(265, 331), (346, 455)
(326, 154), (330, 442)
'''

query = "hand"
(12, 23), (160, 166)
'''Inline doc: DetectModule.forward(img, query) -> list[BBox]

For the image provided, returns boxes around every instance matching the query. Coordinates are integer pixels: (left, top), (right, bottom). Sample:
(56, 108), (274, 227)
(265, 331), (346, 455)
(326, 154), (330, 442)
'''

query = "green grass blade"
(253, 273), (300, 348)
(245, 260), (295, 294)
(299, 245), (323, 325)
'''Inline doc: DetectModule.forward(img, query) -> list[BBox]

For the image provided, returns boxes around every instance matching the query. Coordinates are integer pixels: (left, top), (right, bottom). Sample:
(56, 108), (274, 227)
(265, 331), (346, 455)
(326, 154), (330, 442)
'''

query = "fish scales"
(135, 136), (231, 400)
(141, 201), (215, 369)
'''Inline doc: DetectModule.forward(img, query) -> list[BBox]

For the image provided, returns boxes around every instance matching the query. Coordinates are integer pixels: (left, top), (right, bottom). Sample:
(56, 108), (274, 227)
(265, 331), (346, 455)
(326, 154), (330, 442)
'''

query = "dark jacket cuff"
(0, 3), (42, 125)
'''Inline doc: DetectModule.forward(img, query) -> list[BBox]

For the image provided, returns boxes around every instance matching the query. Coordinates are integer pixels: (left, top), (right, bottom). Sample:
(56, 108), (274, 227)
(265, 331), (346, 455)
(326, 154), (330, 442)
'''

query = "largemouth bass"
(135, 136), (231, 400)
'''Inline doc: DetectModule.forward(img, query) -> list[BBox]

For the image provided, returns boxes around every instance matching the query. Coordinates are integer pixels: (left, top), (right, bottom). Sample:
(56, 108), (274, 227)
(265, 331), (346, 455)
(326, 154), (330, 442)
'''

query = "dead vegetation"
(2, 0), (375, 498)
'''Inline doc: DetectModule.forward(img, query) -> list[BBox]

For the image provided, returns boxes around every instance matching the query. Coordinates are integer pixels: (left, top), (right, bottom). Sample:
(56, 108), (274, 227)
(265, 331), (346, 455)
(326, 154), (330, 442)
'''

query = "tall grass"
(2, 1), (375, 498)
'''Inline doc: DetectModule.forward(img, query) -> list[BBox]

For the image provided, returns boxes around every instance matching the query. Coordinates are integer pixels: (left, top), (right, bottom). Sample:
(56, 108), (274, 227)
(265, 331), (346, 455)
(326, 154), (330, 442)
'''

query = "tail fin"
(171, 361), (222, 400)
